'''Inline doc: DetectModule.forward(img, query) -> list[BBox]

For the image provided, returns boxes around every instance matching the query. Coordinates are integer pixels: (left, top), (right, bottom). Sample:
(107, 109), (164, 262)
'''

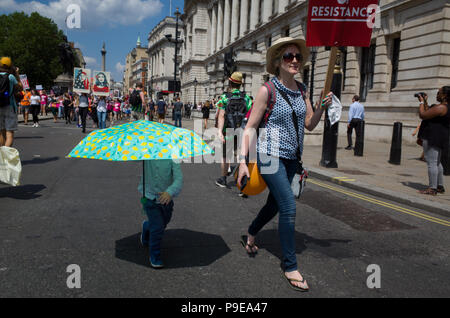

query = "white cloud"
(3, 0), (164, 30)
(84, 56), (97, 67)
(115, 62), (125, 73)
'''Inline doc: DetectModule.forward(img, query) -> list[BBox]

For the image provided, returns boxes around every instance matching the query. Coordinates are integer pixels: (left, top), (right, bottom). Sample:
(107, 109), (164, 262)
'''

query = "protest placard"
(73, 68), (91, 94)
(92, 71), (111, 96)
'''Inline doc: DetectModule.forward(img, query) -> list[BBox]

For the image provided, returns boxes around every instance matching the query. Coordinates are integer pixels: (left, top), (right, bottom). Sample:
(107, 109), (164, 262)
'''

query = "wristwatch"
(238, 155), (247, 161)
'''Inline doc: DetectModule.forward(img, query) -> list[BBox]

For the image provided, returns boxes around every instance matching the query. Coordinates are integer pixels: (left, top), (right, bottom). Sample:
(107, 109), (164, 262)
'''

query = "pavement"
(182, 113), (450, 217)
(2, 118), (450, 299)
(20, 111), (449, 216)
(2, 114), (449, 298)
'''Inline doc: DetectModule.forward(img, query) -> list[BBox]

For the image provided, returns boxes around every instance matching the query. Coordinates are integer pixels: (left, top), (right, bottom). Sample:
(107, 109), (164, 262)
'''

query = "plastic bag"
(0, 146), (22, 186)
(291, 163), (308, 199)
(328, 94), (342, 126)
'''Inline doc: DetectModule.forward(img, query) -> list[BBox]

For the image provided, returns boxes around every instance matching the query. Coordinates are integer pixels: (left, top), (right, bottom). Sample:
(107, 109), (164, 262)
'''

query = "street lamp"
(193, 78), (198, 108)
(310, 47), (318, 107)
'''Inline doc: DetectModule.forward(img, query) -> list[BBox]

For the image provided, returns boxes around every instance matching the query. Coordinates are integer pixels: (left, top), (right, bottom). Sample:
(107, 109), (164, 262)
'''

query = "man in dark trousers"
(156, 95), (167, 124)
(173, 97), (183, 127)
(346, 95), (365, 150)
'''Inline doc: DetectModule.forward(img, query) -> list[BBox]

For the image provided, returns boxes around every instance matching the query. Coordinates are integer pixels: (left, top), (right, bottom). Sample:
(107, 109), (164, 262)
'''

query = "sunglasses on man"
(282, 53), (303, 63)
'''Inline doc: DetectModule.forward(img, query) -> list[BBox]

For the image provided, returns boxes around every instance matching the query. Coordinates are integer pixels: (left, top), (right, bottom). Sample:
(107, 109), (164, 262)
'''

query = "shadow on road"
(15, 136), (44, 139)
(256, 229), (352, 261)
(115, 229), (231, 269)
(22, 157), (59, 166)
(0, 184), (46, 200)
(401, 181), (427, 191)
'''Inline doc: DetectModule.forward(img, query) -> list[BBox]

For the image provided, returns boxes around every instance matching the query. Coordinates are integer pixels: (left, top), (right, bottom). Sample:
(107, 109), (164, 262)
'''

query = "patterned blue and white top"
(257, 77), (307, 160)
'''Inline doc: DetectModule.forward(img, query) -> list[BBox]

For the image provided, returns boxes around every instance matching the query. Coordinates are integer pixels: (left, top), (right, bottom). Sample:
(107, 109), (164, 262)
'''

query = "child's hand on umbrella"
(158, 192), (172, 205)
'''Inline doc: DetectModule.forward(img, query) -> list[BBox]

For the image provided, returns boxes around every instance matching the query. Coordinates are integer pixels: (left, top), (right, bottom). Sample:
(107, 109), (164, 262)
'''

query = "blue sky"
(2, 0), (185, 81)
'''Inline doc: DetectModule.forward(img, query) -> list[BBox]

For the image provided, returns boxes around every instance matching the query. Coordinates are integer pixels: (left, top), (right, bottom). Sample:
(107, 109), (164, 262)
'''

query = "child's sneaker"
(150, 256), (164, 269)
(140, 221), (149, 247)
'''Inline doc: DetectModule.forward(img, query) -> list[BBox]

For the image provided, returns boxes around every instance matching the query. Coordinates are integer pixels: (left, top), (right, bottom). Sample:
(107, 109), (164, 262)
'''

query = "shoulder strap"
(262, 80), (276, 125)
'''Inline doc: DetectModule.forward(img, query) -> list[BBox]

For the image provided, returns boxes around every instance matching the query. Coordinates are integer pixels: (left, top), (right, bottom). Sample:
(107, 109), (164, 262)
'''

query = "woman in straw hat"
(237, 37), (332, 292)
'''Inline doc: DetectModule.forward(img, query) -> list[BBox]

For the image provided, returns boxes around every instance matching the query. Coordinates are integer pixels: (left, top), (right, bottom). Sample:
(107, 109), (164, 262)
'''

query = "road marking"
(308, 178), (450, 227)
(332, 176), (356, 182)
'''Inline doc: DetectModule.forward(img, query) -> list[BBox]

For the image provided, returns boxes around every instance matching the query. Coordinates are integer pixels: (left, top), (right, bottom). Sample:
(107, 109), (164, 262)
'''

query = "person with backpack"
(215, 72), (253, 190)
(129, 82), (145, 121)
(236, 37), (333, 292)
(156, 95), (167, 124)
(0, 57), (22, 147)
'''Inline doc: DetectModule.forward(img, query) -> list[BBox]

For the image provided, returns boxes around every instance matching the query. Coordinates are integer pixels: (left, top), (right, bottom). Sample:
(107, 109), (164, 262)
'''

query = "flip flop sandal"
(282, 271), (309, 292)
(240, 235), (258, 257)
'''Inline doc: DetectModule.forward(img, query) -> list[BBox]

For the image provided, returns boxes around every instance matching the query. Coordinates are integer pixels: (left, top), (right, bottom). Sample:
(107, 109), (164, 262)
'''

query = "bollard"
(320, 70), (341, 168)
(389, 122), (402, 165)
(354, 120), (365, 157)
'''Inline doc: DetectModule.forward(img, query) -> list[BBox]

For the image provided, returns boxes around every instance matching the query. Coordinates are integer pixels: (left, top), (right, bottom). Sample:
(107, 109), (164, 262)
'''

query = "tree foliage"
(0, 12), (79, 89)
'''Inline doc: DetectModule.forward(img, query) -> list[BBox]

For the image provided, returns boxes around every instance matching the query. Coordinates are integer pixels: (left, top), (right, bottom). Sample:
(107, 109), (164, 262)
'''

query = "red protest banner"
(306, 0), (379, 47)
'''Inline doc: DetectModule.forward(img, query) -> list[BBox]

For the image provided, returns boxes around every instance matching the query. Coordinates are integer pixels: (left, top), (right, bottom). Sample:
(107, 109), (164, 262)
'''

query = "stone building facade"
(147, 16), (184, 101)
(179, 0), (450, 144)
(123, 38), (149, 95)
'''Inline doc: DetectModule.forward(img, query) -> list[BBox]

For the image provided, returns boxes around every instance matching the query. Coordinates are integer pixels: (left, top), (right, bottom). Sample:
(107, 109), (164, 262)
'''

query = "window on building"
(266, 35), (272, 49)
(252, 41), (258, 51)
(259, 0), (263, 23)
(283, 26), (290, 37)
(247, 0), (251, 30)
(391, 37), (401, 90)
(272, 0), (279, 15)
(359, 43), (376, 102)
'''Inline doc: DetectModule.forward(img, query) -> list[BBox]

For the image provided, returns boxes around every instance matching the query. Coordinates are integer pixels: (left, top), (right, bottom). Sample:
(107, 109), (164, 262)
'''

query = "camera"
(414, 92), (426, 98)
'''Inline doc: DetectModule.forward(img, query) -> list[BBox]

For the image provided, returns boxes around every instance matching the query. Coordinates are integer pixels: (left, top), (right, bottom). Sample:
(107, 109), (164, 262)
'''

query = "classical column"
(250, 0), (259, 30)
(240, 0), (249, 37)
(279, 0), (288, 14)
(231, 0), (239, 41)
(210, 6), (217, 54)
(217, 0), (224, 50)
(223, 0), (231, 45)
(263, 0), (272, 23)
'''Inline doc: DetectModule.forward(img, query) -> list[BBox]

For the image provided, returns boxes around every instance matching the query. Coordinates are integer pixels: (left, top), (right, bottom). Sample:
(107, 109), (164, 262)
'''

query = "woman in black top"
(418, 86), (450, 195)
(63, 93), (73, 124)
(201, 100), (211, 129)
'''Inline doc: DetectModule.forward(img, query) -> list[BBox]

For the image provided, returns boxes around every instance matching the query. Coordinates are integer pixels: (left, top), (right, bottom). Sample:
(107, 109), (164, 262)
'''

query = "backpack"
(0, 74), (11, 108)
(224, 91), (247, 129)
(129, 89), (141, 107)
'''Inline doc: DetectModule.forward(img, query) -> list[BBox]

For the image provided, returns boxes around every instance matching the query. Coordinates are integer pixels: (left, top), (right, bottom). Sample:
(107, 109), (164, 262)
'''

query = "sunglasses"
(282, 53), (303, 63)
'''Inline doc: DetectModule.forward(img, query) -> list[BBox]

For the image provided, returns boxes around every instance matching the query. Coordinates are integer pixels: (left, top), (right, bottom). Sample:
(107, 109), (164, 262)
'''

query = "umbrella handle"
(142, 160), (145, 199)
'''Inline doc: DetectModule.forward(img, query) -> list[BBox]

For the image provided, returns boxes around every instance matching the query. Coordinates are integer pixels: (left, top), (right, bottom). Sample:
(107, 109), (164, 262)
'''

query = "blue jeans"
(58, 106), (64, 118)
(97, 111), (107, 129)
(174, 111), (182, 127)
(142, 199), (174, 263)
(248, 154), (299, 272)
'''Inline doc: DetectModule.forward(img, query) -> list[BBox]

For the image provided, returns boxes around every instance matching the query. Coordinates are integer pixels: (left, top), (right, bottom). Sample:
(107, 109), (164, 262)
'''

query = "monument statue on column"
(101, 42), (107, 72)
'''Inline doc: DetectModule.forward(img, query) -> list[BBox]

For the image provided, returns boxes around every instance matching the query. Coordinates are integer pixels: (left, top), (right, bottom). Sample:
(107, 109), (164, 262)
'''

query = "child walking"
(138, 159), (183, 268)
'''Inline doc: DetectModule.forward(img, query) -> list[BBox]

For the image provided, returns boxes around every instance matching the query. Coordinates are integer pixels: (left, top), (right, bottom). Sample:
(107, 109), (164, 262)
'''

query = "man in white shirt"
(346, 95), (365, 150)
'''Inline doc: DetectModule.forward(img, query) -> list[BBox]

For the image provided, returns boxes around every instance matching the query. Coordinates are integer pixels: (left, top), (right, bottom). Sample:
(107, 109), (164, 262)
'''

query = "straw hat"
(0, 57), (12, 68)
(229, 72), (243, 85)
(266, 37), (309, 75)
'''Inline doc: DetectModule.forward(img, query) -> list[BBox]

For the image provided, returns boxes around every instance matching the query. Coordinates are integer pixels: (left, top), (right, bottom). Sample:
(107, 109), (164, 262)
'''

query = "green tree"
(0, 12), (79, 89)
